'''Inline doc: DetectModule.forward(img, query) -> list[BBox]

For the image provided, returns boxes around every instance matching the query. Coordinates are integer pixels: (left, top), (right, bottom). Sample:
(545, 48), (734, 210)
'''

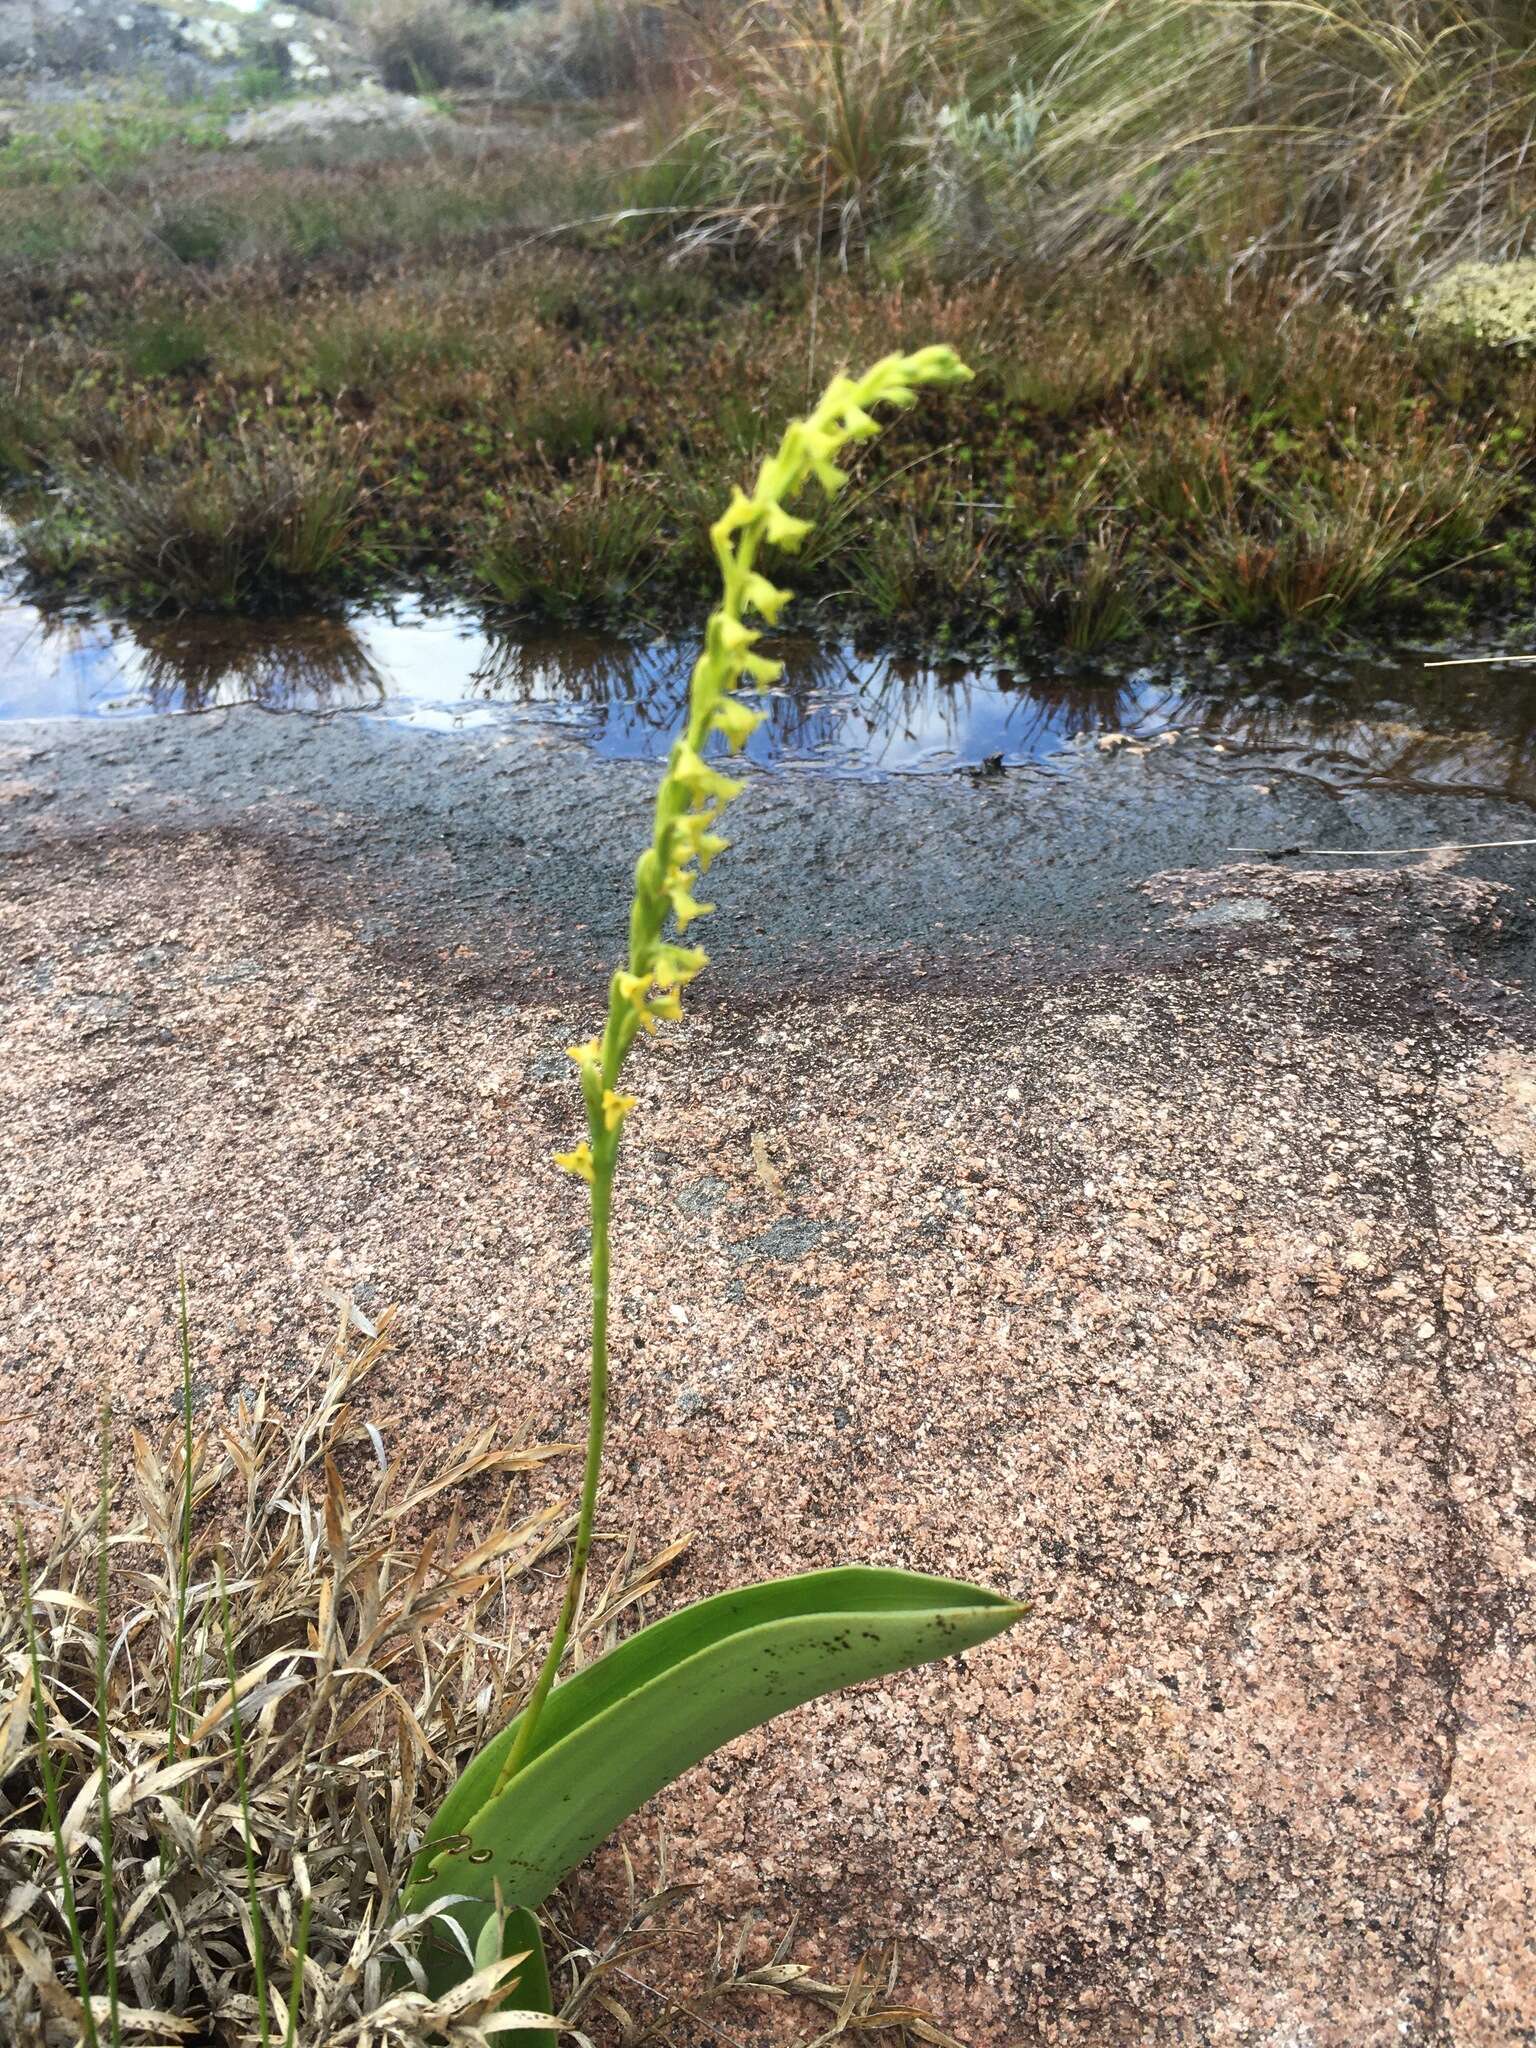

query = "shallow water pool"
(4, 591), (1536, 802)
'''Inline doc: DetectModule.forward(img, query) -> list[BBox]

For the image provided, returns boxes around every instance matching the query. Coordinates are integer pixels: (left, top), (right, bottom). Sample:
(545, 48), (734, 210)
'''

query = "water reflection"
(3, 589), (1536, 801)
(129, 616), (388, 713)
(468, 633), (1185, 774)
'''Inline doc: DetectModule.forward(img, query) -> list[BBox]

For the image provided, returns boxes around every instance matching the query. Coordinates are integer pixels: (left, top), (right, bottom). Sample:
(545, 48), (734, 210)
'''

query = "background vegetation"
(3, 0), (1535, 650)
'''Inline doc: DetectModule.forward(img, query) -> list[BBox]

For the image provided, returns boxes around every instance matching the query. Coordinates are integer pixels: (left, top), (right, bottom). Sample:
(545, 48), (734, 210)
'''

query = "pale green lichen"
(1412, 258), (1536, 355)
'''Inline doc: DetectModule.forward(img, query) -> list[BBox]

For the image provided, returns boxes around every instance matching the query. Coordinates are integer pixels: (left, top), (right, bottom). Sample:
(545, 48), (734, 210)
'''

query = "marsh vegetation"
(4, 0), (1536, 650)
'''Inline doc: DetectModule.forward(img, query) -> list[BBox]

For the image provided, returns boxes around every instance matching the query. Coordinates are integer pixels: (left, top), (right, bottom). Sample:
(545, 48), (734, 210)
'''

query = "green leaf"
(407, 1567), (1022, 1985)
(471, 1904), (554, 2048)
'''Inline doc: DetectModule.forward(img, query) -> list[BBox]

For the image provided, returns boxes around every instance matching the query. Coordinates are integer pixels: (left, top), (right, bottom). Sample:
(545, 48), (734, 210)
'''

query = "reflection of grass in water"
(474, 629), (1151, 763)
(476, 632), (878, 753)
(82, 599), (1536, 799)
(127, 615), (385, 712)
(1178, 660), (1536, 800)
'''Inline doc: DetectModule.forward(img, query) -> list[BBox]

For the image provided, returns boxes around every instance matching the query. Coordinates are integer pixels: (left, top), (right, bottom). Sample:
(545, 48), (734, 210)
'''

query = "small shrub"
(274, 194), (349, 261)
(501, 0), (672, 101)
(1412, 256), (1536, 355)
(360, 0), (510, 92)
(153, 200), (238, 268)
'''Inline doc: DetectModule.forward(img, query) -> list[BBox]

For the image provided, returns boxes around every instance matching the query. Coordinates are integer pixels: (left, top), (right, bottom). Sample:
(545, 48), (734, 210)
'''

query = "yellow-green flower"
(741, 572), (793, 624)
(673, 744), (745, 809)
(664, 869), (714, 932)
(652, 943), (709, 987)
(711, 696), (765, 752)
(601, 1090), (637, 1132)
(615, 969), (683, 1036)
(553, 1142), (595, 1184)
(674, 812), (730, 873)
(764, 505), (812, 551)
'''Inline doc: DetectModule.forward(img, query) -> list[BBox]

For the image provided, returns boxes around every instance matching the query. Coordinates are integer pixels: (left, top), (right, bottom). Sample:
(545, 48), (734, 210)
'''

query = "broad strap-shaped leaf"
(472, 1904), (554, 2048)
(407, 1566), (1023, 1969)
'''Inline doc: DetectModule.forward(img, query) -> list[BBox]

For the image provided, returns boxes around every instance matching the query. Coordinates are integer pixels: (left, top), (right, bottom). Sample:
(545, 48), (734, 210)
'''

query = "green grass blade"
(218, 1558), (272, 2048)
(282, 1886), (312, 2048)
(166, 1269), (195, 1777)
(16, 1519), (101, 2048)
(95, 1406), (122, 2047)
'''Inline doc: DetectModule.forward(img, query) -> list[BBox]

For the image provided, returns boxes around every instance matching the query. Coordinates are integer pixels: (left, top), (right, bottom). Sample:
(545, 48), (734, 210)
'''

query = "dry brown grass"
(0, 1304), (975, 2047)
(644, 0), (1536, 289)
(1, 1303), (631, 2044)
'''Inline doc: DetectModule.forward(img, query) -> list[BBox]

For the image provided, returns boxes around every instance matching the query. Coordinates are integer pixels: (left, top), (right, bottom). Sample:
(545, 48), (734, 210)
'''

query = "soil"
(1, 709), (1534, 2043)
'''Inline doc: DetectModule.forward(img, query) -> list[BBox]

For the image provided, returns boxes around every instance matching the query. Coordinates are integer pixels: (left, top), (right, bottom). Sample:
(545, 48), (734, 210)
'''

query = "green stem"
(162, 1271), (196, 1878)
(167, 1270), (195, 1780)
(282, 1890), (313, 2047)
(493, 1156), (613, 1796)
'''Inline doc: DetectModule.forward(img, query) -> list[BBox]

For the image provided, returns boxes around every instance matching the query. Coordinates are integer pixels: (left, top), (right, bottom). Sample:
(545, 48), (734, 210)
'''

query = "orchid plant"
(403, 348), (1024, 2027)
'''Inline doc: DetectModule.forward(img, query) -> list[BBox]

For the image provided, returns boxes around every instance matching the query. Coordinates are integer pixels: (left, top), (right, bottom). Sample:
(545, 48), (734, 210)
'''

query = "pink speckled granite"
(1, 833), (1532, 2043)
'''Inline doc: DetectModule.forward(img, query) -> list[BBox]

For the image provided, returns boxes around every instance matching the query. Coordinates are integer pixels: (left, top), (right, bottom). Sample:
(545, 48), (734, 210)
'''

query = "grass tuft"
(0, 1308), (608, 2042)
(14, 1523), (100, 2048)
(0, 1304), (962, 2044)
(477, 467), (663, 622)
(20, 434), (372, 613)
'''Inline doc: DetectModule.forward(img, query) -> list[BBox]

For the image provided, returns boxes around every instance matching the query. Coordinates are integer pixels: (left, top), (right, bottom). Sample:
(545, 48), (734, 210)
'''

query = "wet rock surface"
(1, 711), (1534, 2041)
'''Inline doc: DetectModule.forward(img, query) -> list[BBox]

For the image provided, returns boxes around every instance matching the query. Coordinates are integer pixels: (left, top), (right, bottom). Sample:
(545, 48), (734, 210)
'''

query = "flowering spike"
(564, 347), (970, 1136)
